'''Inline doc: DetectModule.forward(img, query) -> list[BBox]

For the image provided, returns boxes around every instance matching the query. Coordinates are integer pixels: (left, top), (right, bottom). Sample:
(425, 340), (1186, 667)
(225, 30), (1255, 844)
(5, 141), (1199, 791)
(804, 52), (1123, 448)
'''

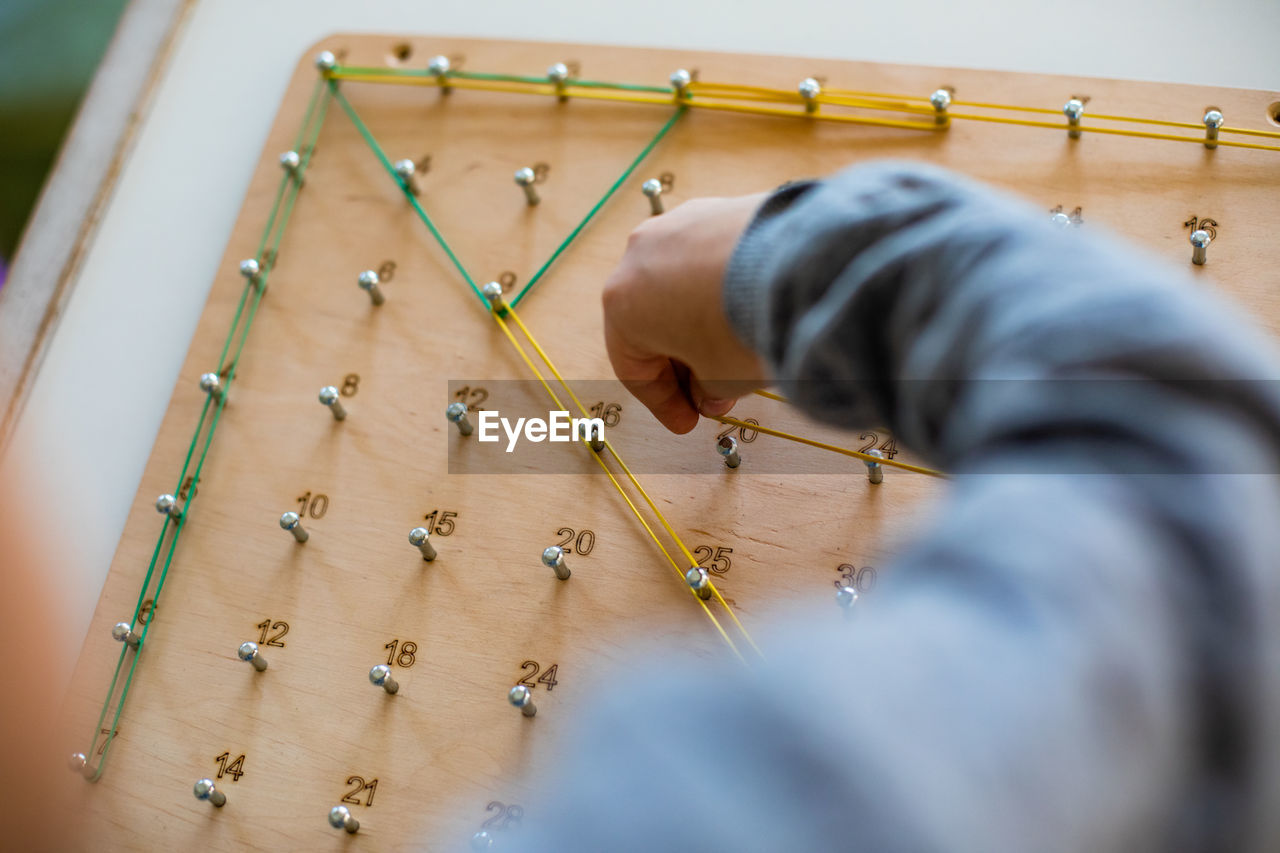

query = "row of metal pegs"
(278, 136), (670, 215)
(188, 777), (367, 835)
(189, 782), (513, 845)
(1047, 207), (1216, 266)
(317, 48), (1235, 151)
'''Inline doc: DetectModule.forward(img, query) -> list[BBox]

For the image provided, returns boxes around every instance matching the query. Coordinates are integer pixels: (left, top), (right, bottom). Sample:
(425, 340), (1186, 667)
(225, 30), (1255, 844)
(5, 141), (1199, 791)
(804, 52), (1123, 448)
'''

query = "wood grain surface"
(53, 33), (1280, 850)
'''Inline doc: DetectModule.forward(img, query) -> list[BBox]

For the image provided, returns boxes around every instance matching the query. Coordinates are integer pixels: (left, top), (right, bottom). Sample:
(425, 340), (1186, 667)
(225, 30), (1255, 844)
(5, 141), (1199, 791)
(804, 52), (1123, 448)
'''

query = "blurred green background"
(0, 0), (130, 278)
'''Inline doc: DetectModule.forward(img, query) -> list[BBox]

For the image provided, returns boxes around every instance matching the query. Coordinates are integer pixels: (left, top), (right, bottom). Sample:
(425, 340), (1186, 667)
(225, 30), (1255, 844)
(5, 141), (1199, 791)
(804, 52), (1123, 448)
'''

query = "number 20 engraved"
(553, 527), (595, 555)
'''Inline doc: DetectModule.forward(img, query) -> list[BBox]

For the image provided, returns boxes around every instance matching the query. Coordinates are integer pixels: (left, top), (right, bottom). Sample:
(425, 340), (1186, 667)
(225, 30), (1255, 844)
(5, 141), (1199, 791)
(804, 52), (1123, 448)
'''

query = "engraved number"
(518, 660), (560, 691)
(659, 171), (676, 192)
(296, 491), (329, 519)
(1049, 204), (1084, 225)
(377, 260), (397, 282)
(422, 509), (458, 536)
(481, 801), (525, 830)
(716, 418), (759, 444)
(498, 271), (517, 288)
(178, 475), (199, 500)
(214, 752), (246, 781)
(137, 598), (155, 625)
(96, 728), (117, 756)
(532, 162), (551, 183)
(453, 386), (489, 411)
(588, 401), (622, 427)
(341, 776), (379, 807)
(835, 563), (877, 593)
(856, 432), (898, 459)
(692, 545), (733, 574)
(553, 527), (595, 555)
(1184, 215), (1219, 241)
(384, 639), (417, 668)
(256, 619), (289, 647)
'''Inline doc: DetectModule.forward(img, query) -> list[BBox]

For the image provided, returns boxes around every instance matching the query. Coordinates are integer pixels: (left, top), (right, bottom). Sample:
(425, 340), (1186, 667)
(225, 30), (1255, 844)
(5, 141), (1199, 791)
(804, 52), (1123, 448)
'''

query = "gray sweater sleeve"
(506, 162), (1280, 853)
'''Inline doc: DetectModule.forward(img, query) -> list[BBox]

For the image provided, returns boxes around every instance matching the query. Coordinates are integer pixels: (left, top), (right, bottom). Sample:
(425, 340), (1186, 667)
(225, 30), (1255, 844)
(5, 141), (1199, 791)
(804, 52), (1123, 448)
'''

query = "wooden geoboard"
(54, 34), (1280, 849)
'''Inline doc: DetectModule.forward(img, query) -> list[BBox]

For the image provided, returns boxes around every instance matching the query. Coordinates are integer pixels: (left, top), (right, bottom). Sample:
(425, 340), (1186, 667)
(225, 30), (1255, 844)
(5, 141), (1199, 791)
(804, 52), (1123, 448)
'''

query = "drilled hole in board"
(388, 42), (413, 66)
(1267, 101), (1280, 128)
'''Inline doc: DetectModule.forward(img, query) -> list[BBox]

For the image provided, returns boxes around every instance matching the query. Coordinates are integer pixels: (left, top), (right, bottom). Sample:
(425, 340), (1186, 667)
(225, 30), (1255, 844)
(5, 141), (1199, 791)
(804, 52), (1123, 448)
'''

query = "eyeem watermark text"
(478, 410), (605, 453)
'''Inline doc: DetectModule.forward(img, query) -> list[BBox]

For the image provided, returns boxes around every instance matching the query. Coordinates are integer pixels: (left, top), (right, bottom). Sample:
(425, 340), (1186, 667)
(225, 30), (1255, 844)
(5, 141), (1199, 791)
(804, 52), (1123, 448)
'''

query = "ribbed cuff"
(722, 180), (817, 356)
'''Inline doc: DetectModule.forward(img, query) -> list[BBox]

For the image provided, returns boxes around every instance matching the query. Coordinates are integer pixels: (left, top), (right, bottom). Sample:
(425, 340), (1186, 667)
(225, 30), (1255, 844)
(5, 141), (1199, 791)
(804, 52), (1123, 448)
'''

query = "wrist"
(722, 180), (817, 357)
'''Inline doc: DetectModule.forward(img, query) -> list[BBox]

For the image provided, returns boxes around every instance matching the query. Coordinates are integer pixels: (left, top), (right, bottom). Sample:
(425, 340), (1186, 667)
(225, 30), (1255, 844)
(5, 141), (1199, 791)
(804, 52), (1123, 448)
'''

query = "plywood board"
(53, 34), (1280, 849)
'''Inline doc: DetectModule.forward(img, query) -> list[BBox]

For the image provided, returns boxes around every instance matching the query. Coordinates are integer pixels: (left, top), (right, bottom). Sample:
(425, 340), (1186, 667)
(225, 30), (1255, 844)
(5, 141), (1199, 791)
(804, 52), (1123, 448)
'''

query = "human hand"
(602, 194), (770, 434)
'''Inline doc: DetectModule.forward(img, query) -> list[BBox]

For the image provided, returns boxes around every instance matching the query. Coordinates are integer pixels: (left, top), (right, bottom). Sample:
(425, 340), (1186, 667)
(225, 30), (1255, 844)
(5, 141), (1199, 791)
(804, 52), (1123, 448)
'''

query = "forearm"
(723, 161), (1280, 475)
(719, 160), (1280, 848)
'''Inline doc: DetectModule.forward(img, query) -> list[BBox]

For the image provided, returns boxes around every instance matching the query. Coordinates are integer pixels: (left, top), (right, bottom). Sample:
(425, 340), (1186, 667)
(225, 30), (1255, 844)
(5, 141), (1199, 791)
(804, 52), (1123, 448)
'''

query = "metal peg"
(514, 167), (540, 205)
(548, 62), (570, 101)
(509, 684), (537, 717)
(409, 527), (438, 561)
(482, 280), (508, 315)
(864, 448), (884, 484)
(69, 753), (88, 775)
(930, 88), (951, 125)
(194, 778), (227, 808)
(319, 386), (347, 420)
(717, 435), (741, 469)
(112, 621), (140, 648)
(238, 641), (268, 672)
(799, 77), (821, 114)
(642, 178), (664, 215)
(369, 664), (399, 694)
(446, 401), (473, 436)
(329, 805), (360, 833)
(471, 831), (496, 850)
(279, 150), (302, 185)
(280, 511), (309, 543)
(357, 269), (385, 306)
(542, 545), (571, 580)
(394, 158), (420, 195)
(315, 51), (336, 74)
(577, 419), (604, 452)
(1203, 109), (1223, 149)
(427, 54), (451, 93)
(686, 566), (713, 600)
(200, 372), (224, 404)
(836, 585), (859, 620)
(1063, 98), (1084, 139)
(670, 68), (692, 100)
(239, 258), (262, 289)
(1190, 229), (1211, 265)
(156, 493), (182, 520)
